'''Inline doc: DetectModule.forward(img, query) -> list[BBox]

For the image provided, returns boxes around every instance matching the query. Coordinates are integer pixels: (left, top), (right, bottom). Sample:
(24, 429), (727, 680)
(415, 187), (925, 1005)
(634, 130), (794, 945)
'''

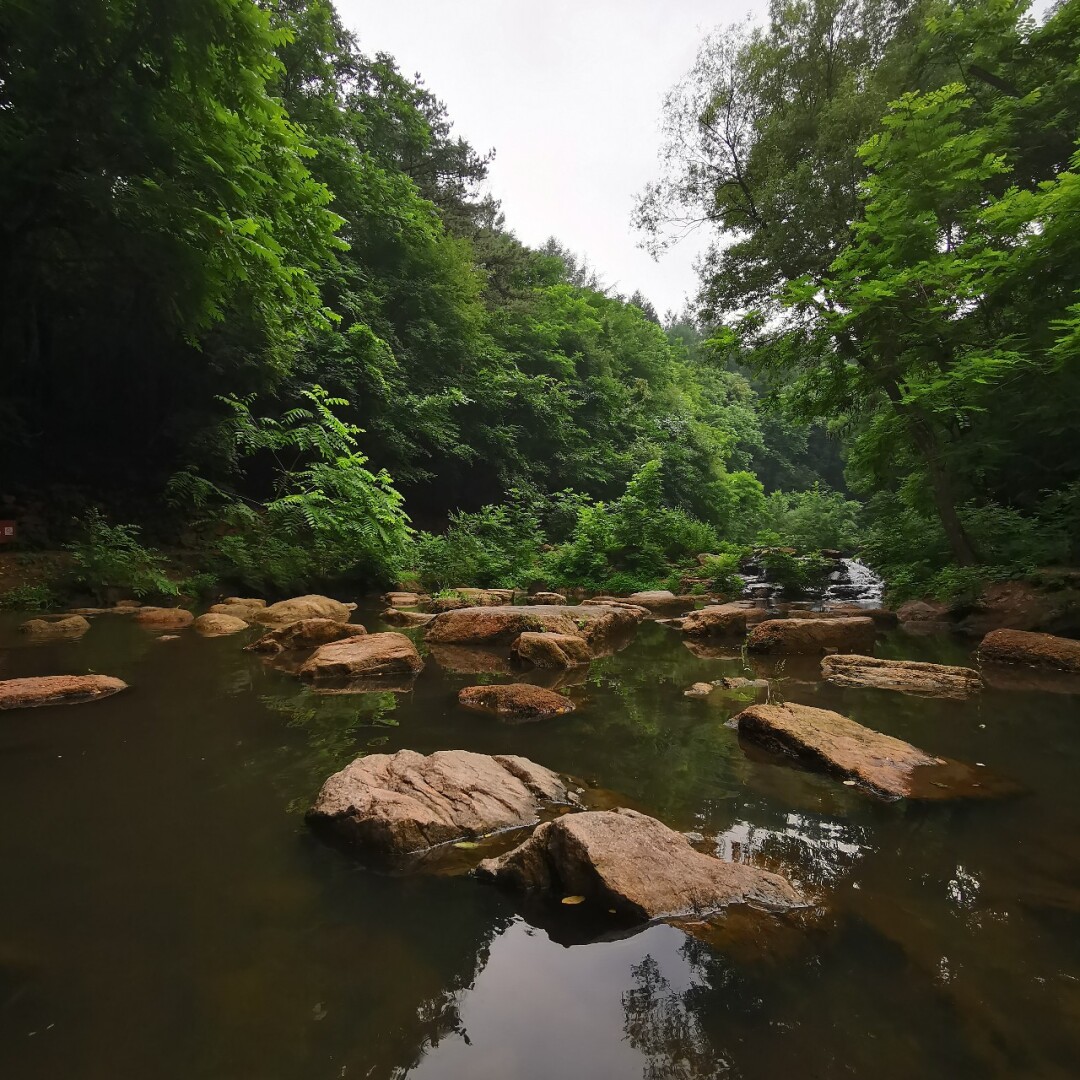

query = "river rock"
(425, 604), (643, 647)
(681, 603), (768, 637)
(747, 617), (875, 655)
(978, 628), (1080, 673)
(209, 600), (265, 620)
(684, 682), (714, 698)
(896, 600), (952, 624)
(581, 598), (652, 616)
(308, 749), (572, 854)
(719, 677), (770, 690)
(476, 808), (803, 920)
(135, 607), (194, 630)
(192, 612), (249, 636)
(529, 592), (568, 605)
(381, 607), (435, 628)
(248, 618), (367, 654)
(822, 603), (899, 627)
(510, 631), (591, 669)
(254, 595), (355, 627)
(299, 632), (422, 680)
(459, 683), (575, 720)
(383, 591), (427, 608)
(19, 614), (90, 640)
(429, 644), (514, 674)
(0, 674), (128, 710)
(822, 654), (983, 698)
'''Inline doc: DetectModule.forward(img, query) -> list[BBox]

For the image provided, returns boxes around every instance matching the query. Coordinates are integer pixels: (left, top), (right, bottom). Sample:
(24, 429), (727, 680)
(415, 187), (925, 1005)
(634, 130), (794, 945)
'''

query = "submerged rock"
(192, 612), (249, 636)
(681, 603), (768, 637)
(135, 607), (194, 630)
(254, 595), (355, 627)
(428, 644), (514, 675)
(510, 631), (591, 669)
(458, 683), (575, 720)
(299, 632), (422, 680)
(718, 677), (770, 690)
(0, 674), (127, 710)
(308, 749), (572, 855)
(476, 808), (803, 920)
(19, 614), (90, 640)
(380, 607), (435, 628)
(747, 617), (875, 655)
(821, 654), (983, 698)
(247, 618), (366, 654)
(978, 628), (1080, 674)
(684, 682), (715, 698)
(424, 604), (643, 647)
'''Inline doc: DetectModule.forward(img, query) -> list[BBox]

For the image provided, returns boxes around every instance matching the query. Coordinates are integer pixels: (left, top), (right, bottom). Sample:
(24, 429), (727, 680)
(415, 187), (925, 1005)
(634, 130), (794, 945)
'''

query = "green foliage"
(65, 510), (178, 600)
(0, 583), (58, 611)
(757, 549), (830, 598)
(699, 550), (748, 597)
(764, 485), (864, 552)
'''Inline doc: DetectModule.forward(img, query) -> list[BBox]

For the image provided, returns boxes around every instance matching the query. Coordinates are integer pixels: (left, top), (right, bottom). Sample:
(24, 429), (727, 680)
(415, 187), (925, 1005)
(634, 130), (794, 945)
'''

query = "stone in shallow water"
(380, 607), (435, 628)
(746, 617), (875, 655)
(192, 613), (248, 636)
(0, 674), (128, 710)
(298, 633), (422, 680)
(135, 608), (194, 630)
(424, 604), (643, 646)
(978, 628), (1080, 674)
(253, 594), (355, 627)
(458, 683), (575, 720)
(684, 682), (714, 698)
(308, 749), (572, 855)
(247, 618), (366, 654)
(681, 603), (768, 637)
(510, 631), (591, 669)
(821, 654), (983, 699)
(476, 808), (804, 920)
(20, 614), (90, 640)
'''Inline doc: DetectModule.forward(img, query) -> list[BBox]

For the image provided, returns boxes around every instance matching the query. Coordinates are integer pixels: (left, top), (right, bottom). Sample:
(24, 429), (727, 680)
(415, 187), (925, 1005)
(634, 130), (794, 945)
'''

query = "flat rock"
(978, 628), (1080, 674)
(380, 607), (435, 628)
(254, 594), (355, 626)
(822, 654), (983, 698)
(209, 601), (265, 620)
(747, 617), (875, 655)
(719, 677), (770, 690)
(382, 590), (426, 608)
(20, 614), (90, 639)
(247, 618), (366, 654)
(135, 607), (194, 630)
(477, 808), (803, 920)
(308, 749), (572, 854)
(821, 603), (899, 627)
(681, 603), (768, 637)
(733, 702), (1003, 799)
(0, 674), (128, 710)
(510, 631), (591, 669)
(458, 683), (575, 720)
(223, 596), (265, 608)
(529, 592), (568, 605)
(424, 604), (643, 647)
(192, 613), (248, 636)
(299, 632), (422, 679)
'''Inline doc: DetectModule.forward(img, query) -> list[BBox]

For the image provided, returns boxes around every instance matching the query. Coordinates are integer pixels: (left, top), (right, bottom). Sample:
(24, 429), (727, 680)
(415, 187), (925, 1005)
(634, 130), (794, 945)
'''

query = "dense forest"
(2, 0), (1078, 604)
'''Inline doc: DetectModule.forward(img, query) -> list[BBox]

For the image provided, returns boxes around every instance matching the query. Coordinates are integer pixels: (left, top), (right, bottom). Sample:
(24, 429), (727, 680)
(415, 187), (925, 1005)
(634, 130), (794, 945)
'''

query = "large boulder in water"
(747, 617), (875, 655)
(308, 749), (572, 854)
(380, 607), (435, 628)
(19, 614), (90, 640)
(0, 674), (127, 710)
(192, 612), (249, 636)
(477, 808), (803, 920)
(254, 595), (355, 627)
(209, 600), (265, 621)
(822, 654), (982, 699)
(681, 603), (768, 637)
(510, 631), (591, 669)
(135, 607), (194, 630)
(458, 683), (575, 720)
(978, 628), (1080, 673)
(298, 632), (422, 680)
(247, 618), (366, 654)
(424, 604), (643, 647)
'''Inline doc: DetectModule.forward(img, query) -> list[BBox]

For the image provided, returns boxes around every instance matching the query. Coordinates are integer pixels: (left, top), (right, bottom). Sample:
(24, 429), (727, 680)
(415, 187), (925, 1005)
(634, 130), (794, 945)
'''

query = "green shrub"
(65, 510), (178, 600)
(0, 582), (57, 610)
(699, 550), (747, 596)
(759, 549), (830, 597)
(764, 483), (864, 552)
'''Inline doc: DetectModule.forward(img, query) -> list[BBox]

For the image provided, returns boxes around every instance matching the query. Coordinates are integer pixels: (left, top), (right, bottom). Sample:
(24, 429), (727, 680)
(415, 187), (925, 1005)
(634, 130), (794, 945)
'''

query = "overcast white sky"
(337, 0), (770, 316)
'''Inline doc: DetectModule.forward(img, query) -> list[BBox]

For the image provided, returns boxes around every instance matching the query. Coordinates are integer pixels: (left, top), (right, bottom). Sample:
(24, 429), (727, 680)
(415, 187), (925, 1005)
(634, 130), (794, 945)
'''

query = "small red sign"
(0, 521), (15, 543)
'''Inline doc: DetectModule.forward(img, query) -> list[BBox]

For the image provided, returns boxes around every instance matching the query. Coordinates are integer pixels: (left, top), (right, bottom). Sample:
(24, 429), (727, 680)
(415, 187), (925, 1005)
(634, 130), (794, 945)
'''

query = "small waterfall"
(824, 558), (884, 604)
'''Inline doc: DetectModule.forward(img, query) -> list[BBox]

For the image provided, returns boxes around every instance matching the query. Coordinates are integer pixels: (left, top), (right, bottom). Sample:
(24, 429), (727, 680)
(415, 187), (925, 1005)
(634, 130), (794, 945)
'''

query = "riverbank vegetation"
(2, 0), (1078, 607)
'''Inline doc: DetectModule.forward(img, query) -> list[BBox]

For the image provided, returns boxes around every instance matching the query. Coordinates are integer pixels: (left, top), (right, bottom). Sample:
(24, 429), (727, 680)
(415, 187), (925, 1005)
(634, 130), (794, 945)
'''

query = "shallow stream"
(2, 604), (1079, 1078)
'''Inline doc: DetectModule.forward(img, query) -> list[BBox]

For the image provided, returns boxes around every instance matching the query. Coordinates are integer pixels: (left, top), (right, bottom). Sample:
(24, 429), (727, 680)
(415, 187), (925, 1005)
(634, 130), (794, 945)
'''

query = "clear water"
(2, 605), (1080, 1079)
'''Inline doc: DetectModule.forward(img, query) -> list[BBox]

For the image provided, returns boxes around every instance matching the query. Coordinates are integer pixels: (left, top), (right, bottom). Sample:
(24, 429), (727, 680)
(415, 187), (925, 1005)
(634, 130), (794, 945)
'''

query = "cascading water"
(823, 557), (885, 604)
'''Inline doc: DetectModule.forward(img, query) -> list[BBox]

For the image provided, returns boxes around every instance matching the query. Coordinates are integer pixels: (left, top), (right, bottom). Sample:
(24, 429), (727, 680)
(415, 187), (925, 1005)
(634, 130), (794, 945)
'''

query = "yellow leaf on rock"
(561, 895), (586, 905)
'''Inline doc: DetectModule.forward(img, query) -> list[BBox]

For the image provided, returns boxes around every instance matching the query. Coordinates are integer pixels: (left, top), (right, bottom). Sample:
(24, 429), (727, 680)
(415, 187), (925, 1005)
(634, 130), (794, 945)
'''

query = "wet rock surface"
(192, 612), (249, 636)
(308, 749), (572, 855)
(476, 808), (804, 920)
(0, 674), (128, 710)
(822, 654), (983, 699)
(529, 592), (568, 605)
(684, 682), (715, 698)
(681, 603), (768, 637)
(20, 614), (90, 639)
(380, 607), (435, 628)
(424, 604), (643, 647)
(299, 633), (422, 680)
(247, 618), (366, 654)
(510, 631), (591, 669)
(209, 600), (266, 621)
(747, 617), (875, 655)
(427, 644), (514, 675)
(135, 607), (195, 630)
(458, 683), (575, 720)
(978, 628), (1080, 673)
(254, 595), (355, 627)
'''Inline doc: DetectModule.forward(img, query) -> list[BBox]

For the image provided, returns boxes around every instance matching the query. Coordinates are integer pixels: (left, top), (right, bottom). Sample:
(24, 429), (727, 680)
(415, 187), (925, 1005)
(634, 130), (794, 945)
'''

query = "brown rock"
(20, 614), (90, 640)
(428, 644), (514, 675)
(425, 596), (470, 613)
(224, 596), (265, 608)
(192, 613), (249, 636)
(822, 654), (983, 698)
(209, 601), (264, 620)
(956, 579), (1080, 637)
(896, 599), (952, 623)
(581, 597), (652, 616)
(978, 628), (1080, 673)
(684, 682), (714, 698)
(477, 808), (803, 920)
(0, 674), (128, 710)
(254, 595), (355, 627)
(459, 683), (575, 720)
(247, 618), (366, 654)
(529, 592), (568, 605)
(681, 603), (768, 637)
(747, 617), (875, 655)
(510, 631), (591, 669)
(308, 749), (571, 854)
(381, 607), (435, 628)
(299, 632), (422, 680)
(425, 604), (643, 647)
(822, 603), (899, 627)
(135, 607), (194, 630)
(382, 591), (426, 608)
(719, 677), (769, 690)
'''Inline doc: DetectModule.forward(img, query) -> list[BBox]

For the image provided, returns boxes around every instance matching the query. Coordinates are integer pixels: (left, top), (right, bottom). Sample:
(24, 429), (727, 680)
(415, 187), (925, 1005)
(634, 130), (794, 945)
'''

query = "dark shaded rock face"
(510, 632), (591, 669)
(247, 618), (366, 654)
(308, 749), (572, 855)
(299, 633), (423, 680)
(0, 674), (128, 710)
(458, 683), (575, 720)
(477, 808), (804, 920)
(821, 654), (983, 699)
(747, 617), (875, 655)
(978, 628), (1080, 673)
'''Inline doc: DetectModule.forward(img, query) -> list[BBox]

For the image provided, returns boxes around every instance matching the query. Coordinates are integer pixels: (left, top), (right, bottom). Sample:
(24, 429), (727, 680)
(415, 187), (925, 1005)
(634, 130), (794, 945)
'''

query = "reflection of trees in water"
(622, 953), (735, 1080)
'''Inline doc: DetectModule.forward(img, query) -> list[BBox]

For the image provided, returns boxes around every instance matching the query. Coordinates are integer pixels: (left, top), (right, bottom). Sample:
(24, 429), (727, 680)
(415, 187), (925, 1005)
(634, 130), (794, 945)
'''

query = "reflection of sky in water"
(713, 813), (869, 888)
